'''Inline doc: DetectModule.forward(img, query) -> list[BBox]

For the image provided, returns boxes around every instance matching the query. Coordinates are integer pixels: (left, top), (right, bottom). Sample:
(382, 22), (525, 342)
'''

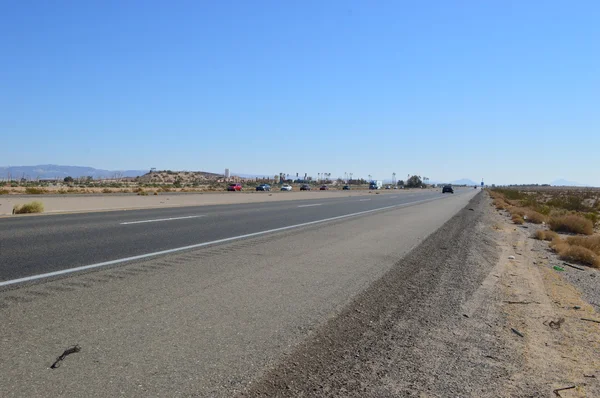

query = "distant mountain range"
(450, 178), (479, 186)
(0, 165), (149, 180)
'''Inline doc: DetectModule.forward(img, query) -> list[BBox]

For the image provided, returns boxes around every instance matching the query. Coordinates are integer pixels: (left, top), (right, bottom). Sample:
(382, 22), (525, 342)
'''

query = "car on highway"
(442, 185), (454, 194)
(319, 185), (329, 190)
(280, 184), (292, 191)
(227, 183), (242, 191)
(385, 185), (391, 189)
(342, 185), (350, 190)
(256, 184), (271, 191)
(300, 184), (311, 191)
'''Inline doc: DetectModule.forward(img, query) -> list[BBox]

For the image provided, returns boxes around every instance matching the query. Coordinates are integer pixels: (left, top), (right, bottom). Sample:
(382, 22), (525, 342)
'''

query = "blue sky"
(2, 1), (599, 185)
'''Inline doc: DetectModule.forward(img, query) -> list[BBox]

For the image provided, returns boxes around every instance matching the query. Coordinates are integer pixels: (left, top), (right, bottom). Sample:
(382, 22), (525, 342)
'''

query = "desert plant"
(137, 191), (149, 196)
(533, 230), (559, 241)
(25, 187), (46, 194)
(548, 214), (593, 235)
(0, 189), (9, 195)
(512, 214), (524, 224)
(565, 235), (600, 255)
(551, 239), (599, 268)
(102, 188), (113, 193)
(13, 201), (44, 214)
(524, 210), (546, 224)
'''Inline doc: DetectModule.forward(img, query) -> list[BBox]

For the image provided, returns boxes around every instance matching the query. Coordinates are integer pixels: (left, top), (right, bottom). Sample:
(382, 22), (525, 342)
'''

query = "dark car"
(442, 185), (454, 194)
(319, 185), (329, 190)
(256, 184), (271, 191)
(342, 185), (350, 190)
(300, 184), (311, 191)
(227, 183), (242, 191)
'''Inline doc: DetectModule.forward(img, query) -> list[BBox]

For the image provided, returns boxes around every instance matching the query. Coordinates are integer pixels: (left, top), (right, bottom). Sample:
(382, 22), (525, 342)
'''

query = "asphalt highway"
(0, 189), (470, 284)
(0, 188), (480, 397)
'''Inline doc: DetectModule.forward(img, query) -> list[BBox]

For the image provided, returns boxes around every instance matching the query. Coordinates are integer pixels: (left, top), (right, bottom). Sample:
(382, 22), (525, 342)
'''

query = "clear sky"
(2, 1), (599, 185)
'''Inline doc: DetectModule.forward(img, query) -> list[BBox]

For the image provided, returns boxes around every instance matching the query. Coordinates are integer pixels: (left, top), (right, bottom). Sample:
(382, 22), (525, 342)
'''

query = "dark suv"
(300, 184), (311, 191)
(442, 185), (454, 194)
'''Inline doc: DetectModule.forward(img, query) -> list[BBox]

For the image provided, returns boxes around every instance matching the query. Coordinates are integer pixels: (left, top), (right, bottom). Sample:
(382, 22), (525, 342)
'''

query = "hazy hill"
(451, 178), (479, 186)
(0, 164), (148, 180)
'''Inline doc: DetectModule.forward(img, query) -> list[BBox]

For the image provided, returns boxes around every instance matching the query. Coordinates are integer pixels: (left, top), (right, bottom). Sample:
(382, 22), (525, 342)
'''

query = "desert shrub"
(153, 192), (158, 195)
(25, 187), (46, 194)
(549, 214), (593, 235)
(13, 201), (44, 214)
(509, 207), (527, 217)
(0, 189), (9, 195)
(57, 189), (67, 194)
(535, 204), (552, 216)
(551, 239), (599, 268)
(533, 230), (559, 241)
(102, 188), (113, 193)
(566, 235), (600, 255)
(137, 191), (149, 196)
(582, 212), (599, 226)
(493, 188), (526, 201)
(525, 210), (546, 224)
(547, 195), (590, 212)
(512, 214), (524, 224)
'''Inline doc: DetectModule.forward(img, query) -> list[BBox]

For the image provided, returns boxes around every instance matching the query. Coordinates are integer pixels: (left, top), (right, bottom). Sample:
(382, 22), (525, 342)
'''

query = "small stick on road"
(581, 318), (600, 324)
(50, 345), (81, 369)
(553, 385), (576, 396)
(511, 328), (524, 338)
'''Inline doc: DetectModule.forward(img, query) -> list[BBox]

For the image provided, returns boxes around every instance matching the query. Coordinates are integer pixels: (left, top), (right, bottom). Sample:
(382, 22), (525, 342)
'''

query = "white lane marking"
(120, 215), (204, 225)
(297, 203), (323, 208)
(0, 195), (451, 288)
(359, 199), (371, 201)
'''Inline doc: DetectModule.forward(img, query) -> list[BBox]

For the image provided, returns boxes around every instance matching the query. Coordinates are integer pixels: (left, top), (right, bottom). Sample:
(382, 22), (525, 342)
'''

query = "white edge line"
(0, 196), (446, 288)
(120, 215), (204, 225)
(297, 203), (323, 208)
(359, 199), (371, 201)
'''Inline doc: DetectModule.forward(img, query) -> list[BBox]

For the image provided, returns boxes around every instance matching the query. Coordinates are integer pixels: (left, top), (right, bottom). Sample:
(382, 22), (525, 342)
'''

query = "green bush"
(13, 201), (44, 214)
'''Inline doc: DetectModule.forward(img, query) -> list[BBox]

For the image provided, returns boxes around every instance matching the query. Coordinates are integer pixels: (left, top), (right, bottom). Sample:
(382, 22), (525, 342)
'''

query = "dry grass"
(551, 238), (600, 268)
(533, 230), (559, 241)
(13, 201), (44, 214)
(565, 235), (600, 255)
(524, 210), (546, 224)
(548, 214), (593, 235)
(0, 189), (9, 195)
(512, 214), (524, 224)
(25, 187), (47, 194)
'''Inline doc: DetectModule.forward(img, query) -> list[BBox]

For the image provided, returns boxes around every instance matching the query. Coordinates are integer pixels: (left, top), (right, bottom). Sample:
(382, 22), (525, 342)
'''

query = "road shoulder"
(242, 191), (600, 397)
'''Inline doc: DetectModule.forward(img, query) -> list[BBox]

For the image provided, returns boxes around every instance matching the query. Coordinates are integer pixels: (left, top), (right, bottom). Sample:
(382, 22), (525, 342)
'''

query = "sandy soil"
(241, 193), (600, 397)
(0, 189), (432, 216)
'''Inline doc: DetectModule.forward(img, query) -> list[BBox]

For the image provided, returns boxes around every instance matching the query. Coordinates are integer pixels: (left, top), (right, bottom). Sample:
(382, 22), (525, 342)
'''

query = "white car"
(280, 184), (292, 191)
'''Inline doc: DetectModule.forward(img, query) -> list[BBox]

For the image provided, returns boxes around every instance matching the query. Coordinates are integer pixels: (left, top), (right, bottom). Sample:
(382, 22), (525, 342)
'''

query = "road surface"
(0, 188), (478, 397)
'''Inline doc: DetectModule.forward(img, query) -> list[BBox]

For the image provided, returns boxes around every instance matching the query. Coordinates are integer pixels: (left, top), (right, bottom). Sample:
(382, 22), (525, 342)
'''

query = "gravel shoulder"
(242, 192), (600, 397)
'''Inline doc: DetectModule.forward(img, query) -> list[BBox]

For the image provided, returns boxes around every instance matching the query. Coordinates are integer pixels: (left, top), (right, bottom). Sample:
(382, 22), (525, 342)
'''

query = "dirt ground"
(240, 193), (600, 397)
